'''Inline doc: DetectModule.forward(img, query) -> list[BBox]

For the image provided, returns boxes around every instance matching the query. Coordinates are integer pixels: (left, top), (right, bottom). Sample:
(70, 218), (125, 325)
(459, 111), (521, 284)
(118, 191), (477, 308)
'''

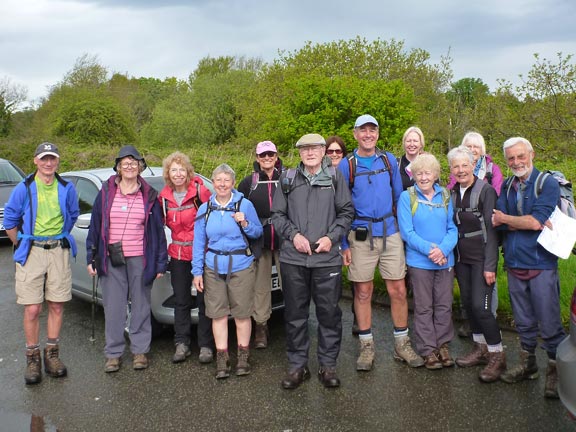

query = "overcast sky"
(1, 0), (575, 107)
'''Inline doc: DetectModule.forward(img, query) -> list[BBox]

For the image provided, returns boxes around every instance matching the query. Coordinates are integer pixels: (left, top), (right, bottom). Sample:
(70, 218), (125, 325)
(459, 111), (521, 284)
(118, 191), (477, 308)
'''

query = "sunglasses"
(258, 151), (277, 158)
(326, 149), (343, 155)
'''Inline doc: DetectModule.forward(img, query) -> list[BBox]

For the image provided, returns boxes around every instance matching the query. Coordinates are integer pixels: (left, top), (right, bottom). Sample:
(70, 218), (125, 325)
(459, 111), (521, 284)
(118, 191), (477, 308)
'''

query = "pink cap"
(256, 140), (277, 155)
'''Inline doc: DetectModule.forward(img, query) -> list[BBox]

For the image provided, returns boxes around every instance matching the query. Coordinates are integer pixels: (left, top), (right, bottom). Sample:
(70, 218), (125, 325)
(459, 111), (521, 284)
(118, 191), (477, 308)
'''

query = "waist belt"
(172, 240), (193, 246)
(32, 240), (62, 250)
(207, 248), (250, 283)
(355, 214), (392, 251)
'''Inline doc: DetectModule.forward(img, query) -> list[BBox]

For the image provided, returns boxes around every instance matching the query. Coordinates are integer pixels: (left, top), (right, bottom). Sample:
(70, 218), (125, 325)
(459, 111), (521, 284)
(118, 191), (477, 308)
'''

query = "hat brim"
(35, 152), (60, 159)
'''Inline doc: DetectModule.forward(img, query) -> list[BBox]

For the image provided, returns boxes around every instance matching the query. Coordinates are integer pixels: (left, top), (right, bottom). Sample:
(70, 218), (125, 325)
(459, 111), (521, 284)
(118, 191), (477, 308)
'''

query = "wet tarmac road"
(0, 242), (574, 431)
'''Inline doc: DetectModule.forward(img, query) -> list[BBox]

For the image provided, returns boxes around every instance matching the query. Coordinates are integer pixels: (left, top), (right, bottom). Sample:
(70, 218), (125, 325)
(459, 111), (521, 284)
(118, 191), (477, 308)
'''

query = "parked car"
(0, 158), (26, 240)
(60, 167), (283, 331)
(557, 287), (576, 418)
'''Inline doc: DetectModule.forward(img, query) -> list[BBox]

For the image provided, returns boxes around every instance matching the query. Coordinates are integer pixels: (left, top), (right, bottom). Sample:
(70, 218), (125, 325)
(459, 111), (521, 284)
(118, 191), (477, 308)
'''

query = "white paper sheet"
(537, 207), (576, 259)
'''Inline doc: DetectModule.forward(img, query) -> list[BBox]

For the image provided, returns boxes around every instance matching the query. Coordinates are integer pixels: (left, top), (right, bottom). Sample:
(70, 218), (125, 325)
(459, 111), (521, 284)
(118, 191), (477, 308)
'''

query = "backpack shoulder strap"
(193, 182), (203, 210)
(441, 187), (450, 211)
(248, 172), (260, 198)
(346, 153), (356, 189)
(408, 186), (418, 216)
(282, 168), (298, 194)
(534, 171), (549, 199)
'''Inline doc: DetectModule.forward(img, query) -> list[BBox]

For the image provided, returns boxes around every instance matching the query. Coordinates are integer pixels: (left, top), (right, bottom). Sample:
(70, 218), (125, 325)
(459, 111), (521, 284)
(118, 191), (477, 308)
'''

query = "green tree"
(0, 76), (27, 136)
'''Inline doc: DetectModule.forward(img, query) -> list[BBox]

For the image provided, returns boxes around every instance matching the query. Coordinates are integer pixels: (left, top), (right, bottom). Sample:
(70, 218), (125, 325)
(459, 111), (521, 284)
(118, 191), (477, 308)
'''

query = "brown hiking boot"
(236, 346), (251, 376)
(356, 338), (375, 371)
(44, 345), (67, 378)
(133, 353), (149, 370)
(424, 351), (443, 370)
(25, 348), (42, 385)
(394, 335), (425, 368)
(215, 350), (231, 379)
(544, 360), (559, 399)
(253, 323), (268, 349)
(479, 351), (506, 383)
(438, 343), (455, 367)
(456, 343), (489, 368)
(500, 349), (538, 383)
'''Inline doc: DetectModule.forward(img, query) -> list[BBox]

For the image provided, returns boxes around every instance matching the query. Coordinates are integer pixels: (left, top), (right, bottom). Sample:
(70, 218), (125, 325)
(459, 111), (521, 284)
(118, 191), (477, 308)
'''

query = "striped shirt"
(109, 187), (145, 257)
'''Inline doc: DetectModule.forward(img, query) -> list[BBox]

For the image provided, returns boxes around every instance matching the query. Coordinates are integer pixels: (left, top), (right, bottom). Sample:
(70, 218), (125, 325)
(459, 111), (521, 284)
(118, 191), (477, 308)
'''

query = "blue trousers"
(507, 269), (566, 357)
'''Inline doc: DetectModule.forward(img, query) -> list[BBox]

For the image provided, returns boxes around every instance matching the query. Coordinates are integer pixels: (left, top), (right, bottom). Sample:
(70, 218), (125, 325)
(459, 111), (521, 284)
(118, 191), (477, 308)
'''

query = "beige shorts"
(347, 231), (406, 282)
(15, 245), (72, 304)
(204, 264), (255, 319)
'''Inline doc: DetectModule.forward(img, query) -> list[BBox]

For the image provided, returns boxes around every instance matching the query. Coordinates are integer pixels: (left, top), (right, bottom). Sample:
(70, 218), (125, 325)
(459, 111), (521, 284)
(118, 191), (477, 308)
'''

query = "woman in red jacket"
(160, 152), (213, 364)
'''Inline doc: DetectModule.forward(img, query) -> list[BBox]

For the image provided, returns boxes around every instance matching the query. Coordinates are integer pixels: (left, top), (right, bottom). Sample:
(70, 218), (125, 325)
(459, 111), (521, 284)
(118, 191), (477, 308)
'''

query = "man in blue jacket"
(4, 142), (79, 385)
(338, 115), (423, 371)
(492, 136), (565, 398)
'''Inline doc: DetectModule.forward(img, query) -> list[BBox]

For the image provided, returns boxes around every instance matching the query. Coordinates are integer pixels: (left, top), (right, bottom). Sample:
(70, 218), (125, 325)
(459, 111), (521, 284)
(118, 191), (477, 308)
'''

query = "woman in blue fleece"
(398, 154), (458, 370)
(193, 164), (263, 379)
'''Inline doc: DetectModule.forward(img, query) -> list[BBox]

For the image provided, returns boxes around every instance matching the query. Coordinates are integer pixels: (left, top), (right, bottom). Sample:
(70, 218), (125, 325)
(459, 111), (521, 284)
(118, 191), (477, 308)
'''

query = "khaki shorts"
(15, 245), (72, 304)
(347, 231), (406, 282)
(204, 264), (255, 319)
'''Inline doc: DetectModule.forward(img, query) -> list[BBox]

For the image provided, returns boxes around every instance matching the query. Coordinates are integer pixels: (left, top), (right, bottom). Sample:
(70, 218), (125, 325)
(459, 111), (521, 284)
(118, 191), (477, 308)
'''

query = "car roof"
(60, 166), (214, 192)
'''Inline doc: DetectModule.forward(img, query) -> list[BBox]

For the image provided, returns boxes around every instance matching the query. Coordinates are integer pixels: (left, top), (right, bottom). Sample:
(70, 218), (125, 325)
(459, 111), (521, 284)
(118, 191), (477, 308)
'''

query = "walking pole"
(90, 273), (96, 343)
(89, 247), (97, 343)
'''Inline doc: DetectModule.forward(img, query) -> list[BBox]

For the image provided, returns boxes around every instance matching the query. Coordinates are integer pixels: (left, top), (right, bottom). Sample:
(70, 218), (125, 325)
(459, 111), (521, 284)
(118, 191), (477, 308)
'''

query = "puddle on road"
(0, 409), (58, 431)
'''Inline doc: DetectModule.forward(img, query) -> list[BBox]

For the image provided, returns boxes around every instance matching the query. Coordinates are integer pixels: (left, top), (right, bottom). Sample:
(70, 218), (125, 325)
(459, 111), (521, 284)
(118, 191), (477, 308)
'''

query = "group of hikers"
(4, 114), (565, 400)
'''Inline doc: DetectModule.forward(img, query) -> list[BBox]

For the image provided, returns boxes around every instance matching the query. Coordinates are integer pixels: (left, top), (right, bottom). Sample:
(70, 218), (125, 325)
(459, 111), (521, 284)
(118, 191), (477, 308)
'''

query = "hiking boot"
(199, 347), (213, 364)
(424, 351), (443, 370)
(356, 338), (375, 371)
(133, 353), (149, 370)
(544, 360), (559, 399)
(456, 343), (489, 368)
(215, 351), (231, 379)
(105, 357), (121, 373)
(253, 323), (268, 349)
(394, 335), (425, 368)
(281, 367), (310, 390)
(43, 345), (67, 378)
(25, 348), (42, 385)
(438, 343), (454, 367)
(318, 366), (340, 388)
(236, 347), (251, 376)
(500, 349), (538, 383)
(457, 319), (472, 338)
(479, 351), (506, 383)
(172, 343), (191, 364)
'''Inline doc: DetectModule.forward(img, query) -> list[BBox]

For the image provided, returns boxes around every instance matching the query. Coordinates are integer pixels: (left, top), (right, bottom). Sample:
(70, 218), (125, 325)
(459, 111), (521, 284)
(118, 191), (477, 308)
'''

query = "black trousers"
(455, 261), (501, 345)
(171, 259), (214, 349)
(281, 263), (343, 370)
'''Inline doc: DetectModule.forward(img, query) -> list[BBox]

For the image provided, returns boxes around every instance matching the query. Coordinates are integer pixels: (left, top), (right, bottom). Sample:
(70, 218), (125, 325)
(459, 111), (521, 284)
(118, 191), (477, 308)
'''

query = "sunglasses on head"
(258, 151), (277, 158)
(326, 149), (343, 155)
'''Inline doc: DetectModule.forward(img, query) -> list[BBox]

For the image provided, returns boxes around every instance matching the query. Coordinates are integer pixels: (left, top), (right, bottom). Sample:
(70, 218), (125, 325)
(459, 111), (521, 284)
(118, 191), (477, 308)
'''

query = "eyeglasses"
(258, 151), (277, 158)
(120, 161), (139, 169)
(326, 149), (343, 155)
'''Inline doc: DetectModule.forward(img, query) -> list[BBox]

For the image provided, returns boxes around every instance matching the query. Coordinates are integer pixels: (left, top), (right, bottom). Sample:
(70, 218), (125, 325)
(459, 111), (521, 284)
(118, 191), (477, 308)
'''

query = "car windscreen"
(0, 161), (25, 184)
(143, 176), (165, 192)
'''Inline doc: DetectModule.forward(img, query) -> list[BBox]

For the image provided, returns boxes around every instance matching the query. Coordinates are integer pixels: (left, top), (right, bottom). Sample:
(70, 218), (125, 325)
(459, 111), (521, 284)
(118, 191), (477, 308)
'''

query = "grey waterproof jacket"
(271, 156), (353, 268)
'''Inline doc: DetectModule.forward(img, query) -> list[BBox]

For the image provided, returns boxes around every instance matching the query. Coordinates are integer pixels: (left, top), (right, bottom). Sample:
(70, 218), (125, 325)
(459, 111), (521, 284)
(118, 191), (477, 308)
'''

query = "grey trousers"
(409, 266), (455, 356)
(101, 256), (152, 358)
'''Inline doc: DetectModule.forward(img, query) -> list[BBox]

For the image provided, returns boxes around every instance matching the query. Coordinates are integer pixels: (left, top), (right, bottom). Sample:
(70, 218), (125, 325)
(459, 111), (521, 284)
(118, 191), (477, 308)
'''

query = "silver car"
(557, 288), (576, 418)
(61, 167), (283, 332)
(0, 158), (26, 239)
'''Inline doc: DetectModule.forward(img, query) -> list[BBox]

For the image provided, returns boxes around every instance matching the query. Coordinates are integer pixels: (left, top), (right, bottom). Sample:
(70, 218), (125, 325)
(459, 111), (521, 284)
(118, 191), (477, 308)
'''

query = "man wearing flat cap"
(272, 133), (353, 389)
(4, 142), (80, 385)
